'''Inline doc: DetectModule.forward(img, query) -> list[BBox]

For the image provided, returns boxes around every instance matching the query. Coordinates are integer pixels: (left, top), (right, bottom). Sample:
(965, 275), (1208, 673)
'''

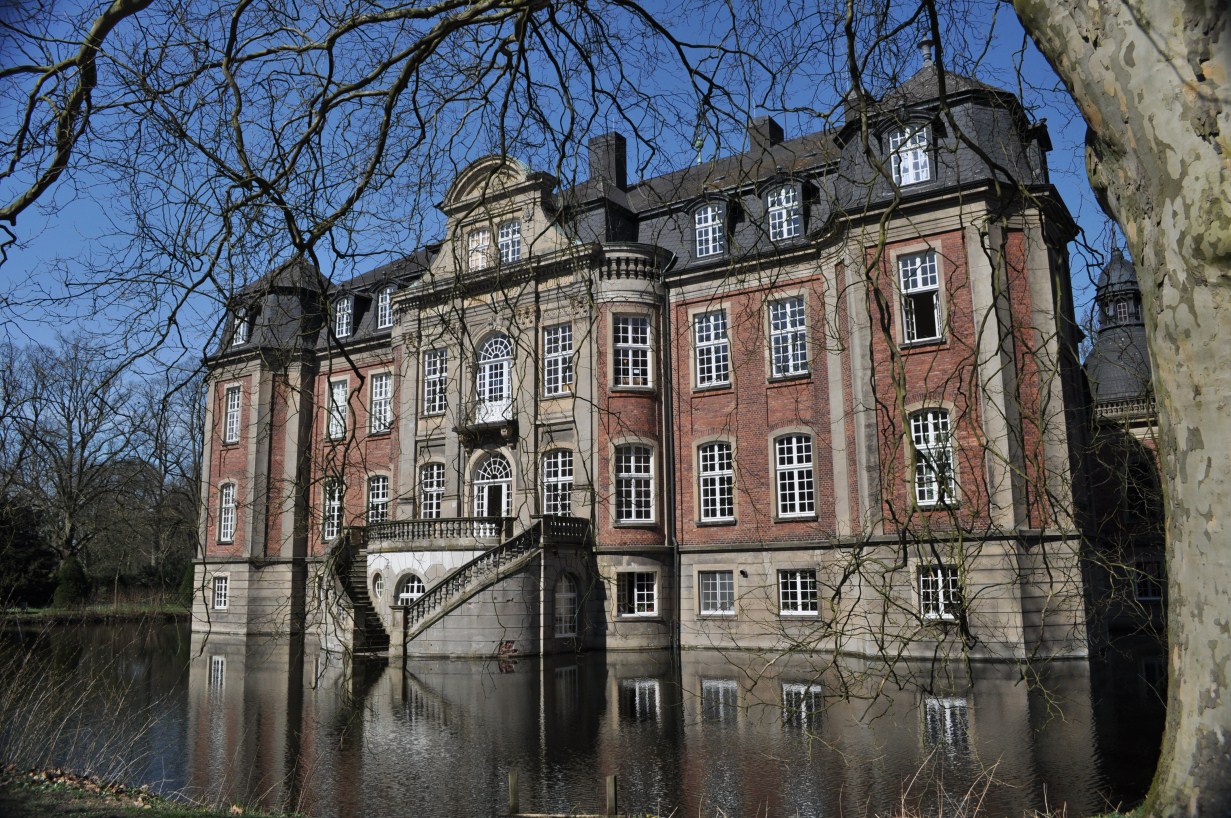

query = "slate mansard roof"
(212, 65), (1062, 361)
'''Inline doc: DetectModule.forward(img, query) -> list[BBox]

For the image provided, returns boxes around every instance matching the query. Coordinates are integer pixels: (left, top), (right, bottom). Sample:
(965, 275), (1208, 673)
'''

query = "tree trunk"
(1013, 1), (1230, 813)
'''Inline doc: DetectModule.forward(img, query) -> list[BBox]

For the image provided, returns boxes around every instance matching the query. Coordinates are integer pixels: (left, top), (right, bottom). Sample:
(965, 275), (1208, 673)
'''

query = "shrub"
(52, 557), (91, 608)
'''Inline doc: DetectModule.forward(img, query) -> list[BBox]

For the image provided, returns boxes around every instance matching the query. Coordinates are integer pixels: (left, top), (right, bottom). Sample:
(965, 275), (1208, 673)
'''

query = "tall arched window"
(473, 453), (512, 536)
(475, 333), (513, 423)
(554, 574), (578, 637)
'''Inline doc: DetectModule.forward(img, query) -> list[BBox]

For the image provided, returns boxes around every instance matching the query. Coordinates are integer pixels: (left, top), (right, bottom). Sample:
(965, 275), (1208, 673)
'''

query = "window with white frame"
(419, 463), (444, 519)
(322, 479), (343, 540)
(543, 324), (573, 396)
(698, 442), (734, 521)
(212, 575), (229, 610)
(369, 373), (392, 433)
(899, 250), (942, 343)
(919, 564), (962, 621)
(779, 569), (818, 615)
(372, 572), (384, 600)
(615, 444), (653, 522)
(542, 450), (574, 516)
(333, 296), (353, 338)
(613, 315), (650, 387)
(770, 297), (808, 377)
(476, 334), (512, 405)
(889, 126), (930, 185)
(617, 571), (657, 616)
(554, 574), (578, 637)
(782, 682), (823, 730)
(218, 483), (236, 542)
(327, 380), (348, 440)
(376, 285), (395, 328)
(396, 574), (426, 605)
(367, 475), (389, 523)
(767, 185), (801, 241)
(911, 409), (955, 506)
(695, 203), (726, 258)
(468, 228), (492, 271)
(775, 435), (815, 517)
(223, 386), (242, 443)
(699, 570), (735, 615)
(422, 349), (447, 415)
(231, 310), (250, 346)
(694, 310), (730, 387)
(498, 220), (522, 263)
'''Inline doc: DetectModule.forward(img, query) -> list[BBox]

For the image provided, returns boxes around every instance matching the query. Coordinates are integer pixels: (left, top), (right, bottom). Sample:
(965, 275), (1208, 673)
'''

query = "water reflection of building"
(195, 58), (1098, 666)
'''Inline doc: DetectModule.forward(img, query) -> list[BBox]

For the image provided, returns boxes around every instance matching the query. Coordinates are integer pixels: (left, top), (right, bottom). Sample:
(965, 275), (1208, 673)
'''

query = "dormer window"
(889, 126), (930, 186)
(333, 296), (353, 338)
(767, 186), (801, 241)
(468, 228), (492, 271)
(695, 203), (726, 258)
(376, 285), (394, 329)
(231, 309), (250, 347)
(498, 220), (522, 264)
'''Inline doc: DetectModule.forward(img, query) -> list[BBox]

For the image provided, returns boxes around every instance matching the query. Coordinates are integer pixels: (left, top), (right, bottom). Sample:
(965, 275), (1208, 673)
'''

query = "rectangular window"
(619, 678), (661, 722)
(617, 572), (657, 616)
(701, 678), (739, 724)
(543, 324), (574, 396)
(1134, 558), (1164, 601)
(419, 463), (444, 519)
(782, 682), (823, 730)
(923, 696), (971, 759)
(369, 373), (392, 433)
(231, 310), (249, 346)
(768, 185), (801, 241)
(223, 386), (242, 444)
(694, 310), (730, 387)
(912, 409), (955, 506)
(367, 475), (389, 523)
(775, 435), (815, 517)
(613, 315), (651, 387)
(322, 480), (343, 540)
(615, 444), (653, 522)
(890, 126), (930, 185)
(498, 220), (522, 263)
(422, 349), (446, 415)
(779, 569), (818, 615)
(208, 655), (226, 689)
(212, 576), (229, 610)
(699, 570), (735, 615)
(376, 286), (394, 328)
(899, 251), (942, 343)
(919, 565), (962, 621)
(218, 484), (236, 542)
(468, 228), (492, 271)
(327, 380), (348, 439)
(698, 442), (734, 521)
(695, 203), (726, 258)
(334, 297), (353, 338)
(542, 450), (574, 516)
(769, 297), (808, 377)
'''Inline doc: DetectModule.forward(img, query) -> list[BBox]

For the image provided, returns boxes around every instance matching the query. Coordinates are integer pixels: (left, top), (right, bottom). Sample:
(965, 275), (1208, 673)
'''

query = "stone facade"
(196, 64), (1092, 661)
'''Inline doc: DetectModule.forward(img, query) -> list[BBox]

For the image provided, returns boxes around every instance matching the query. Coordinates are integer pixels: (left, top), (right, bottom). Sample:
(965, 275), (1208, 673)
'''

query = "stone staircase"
(334, 531), (391, 655)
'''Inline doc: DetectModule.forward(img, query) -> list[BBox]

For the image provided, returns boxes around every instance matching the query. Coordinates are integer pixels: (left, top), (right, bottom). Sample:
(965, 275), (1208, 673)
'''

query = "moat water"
(0, 621), (1163, 817)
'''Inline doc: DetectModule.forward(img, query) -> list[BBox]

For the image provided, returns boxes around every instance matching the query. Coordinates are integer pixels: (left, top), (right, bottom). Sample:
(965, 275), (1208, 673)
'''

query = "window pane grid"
(699, 442), (734, 521)
(468, 228), (491, 271)
(768, 186), (801, 241)
(615, 445), (653, 522)
(779, 569), (818, 614)
(542, 450), (574, 516)
(775, 435), (815, 517)
(422, 349), (447, 415)
(498, 220), (522, 263)
(694, 311), (730, 386)
(370, 373), (392, 433)
(328, 381), (347, 439)
(912, 410), (954, 506)
(695, 204), (725, 257)
(367, 475), (389, 523)
(219, 484), (236, 542)
(614, 316), (651, 387)
(477, 335), (512, 403)
(890, 127), (930, 185)
(377, 286), (394, 328)
(618, 572), (657, 616)
(770, 298), (808, 376)
(544, 324), (573, 396)
(213, 576), (228, 610)
(420, 463), (444, 519)
(919, 565), (961, 620)
(323, 480), (343, 540)
(334, 297), (353, 337)
(554, 576), (578, 637)
(899, 251), (941, 342)
(699, 570), (735, 615)
(223, 386), (242, 443)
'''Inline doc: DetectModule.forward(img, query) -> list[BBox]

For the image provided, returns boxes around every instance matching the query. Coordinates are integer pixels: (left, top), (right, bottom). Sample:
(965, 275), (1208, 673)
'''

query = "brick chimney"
(748, 115), (785, 154)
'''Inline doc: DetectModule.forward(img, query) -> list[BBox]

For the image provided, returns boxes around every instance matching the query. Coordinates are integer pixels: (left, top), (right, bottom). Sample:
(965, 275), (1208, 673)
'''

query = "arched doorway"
(473, 453), (512, 537)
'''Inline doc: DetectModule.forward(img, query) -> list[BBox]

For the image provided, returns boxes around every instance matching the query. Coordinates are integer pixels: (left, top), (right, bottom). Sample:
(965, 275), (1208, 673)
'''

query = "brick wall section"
(206, 372), (253, 559)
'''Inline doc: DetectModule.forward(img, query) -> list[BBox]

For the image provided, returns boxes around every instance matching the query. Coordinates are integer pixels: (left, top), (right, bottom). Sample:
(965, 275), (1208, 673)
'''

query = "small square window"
(617, 571), (657, 616)
(779, 569), (818, 615)
(919, 565), (962, 621)
(699, 570), (734, 615)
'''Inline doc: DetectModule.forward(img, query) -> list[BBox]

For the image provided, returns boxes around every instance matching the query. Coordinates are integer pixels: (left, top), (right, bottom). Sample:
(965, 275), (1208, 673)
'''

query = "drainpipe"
(660, 277), (681, 654)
